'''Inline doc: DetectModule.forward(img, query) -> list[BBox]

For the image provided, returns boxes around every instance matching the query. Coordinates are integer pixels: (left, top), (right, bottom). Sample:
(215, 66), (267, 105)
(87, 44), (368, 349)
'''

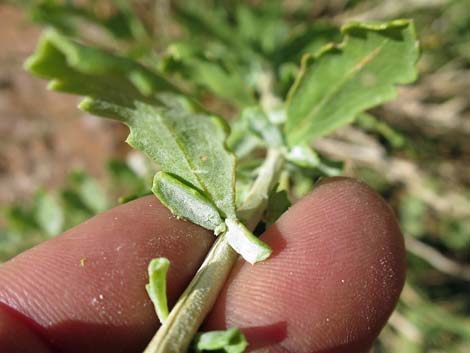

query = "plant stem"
(143, 148), (285, 353)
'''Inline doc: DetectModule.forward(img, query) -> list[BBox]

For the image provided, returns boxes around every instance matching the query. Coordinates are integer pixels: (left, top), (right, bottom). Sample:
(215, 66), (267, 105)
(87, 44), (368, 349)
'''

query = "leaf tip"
(225, 218), (272, 264)
(78, 97), (94, 112)
(146, 257), (170, 324)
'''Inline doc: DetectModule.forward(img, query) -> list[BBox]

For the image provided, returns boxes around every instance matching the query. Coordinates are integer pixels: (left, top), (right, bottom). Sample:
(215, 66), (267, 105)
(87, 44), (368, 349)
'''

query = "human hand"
(0, 178), (405, 353)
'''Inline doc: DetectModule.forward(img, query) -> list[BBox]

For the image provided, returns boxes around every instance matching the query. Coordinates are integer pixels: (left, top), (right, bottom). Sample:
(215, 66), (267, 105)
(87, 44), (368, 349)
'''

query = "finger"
(0, 196), (214, 353)
(204, 178), (406, 353)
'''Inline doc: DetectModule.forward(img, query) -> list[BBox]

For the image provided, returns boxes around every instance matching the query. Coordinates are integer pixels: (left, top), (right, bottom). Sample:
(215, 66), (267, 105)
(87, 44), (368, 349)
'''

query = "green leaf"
(226, 116), (263, 159)
(25, 31), (177, 103)
(241, 107), (284, 148)
(234, 159), (262, 208)
(161, 43), (255, 106)
(265, 189), (291, 226)
(146, 257), (170, 325)
(83, 98), (237, 219)
(285, 20), (419, 145)
(192, 327), (247, 353)
(152, 172), (225, 234)
(174, 2), (243, 54)
(25, 32), (237, 219)
(225, 218), (271, 264)
(60, 189), (95, 226)
(315, 157), (344, 177)
(287, 145), (343, 178)
(33, 190), (64, 237)
(356, 113), (406, 149)
(69, 171), (109, 214)
(107, 159), (148, 195)
(286, 145), (320, 168)
(236, 2), (288, 55)
(4, 206), (38, 234)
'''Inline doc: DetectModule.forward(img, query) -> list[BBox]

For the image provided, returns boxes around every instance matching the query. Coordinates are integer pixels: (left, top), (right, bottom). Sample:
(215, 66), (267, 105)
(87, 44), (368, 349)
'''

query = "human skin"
(0, 177), (406, 353)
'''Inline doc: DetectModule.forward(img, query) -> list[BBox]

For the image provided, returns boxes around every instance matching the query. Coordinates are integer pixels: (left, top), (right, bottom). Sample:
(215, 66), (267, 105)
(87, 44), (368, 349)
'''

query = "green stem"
(143, 148), (285, 353)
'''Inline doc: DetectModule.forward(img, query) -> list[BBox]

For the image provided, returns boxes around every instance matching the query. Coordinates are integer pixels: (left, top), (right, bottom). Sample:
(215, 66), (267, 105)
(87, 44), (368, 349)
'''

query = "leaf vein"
(294, 39), (388, 141)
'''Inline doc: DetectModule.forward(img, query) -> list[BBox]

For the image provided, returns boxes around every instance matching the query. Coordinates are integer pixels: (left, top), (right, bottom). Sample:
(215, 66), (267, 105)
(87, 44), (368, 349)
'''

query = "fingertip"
(0, 195), (214, 353)
(206, 177), (405, 353)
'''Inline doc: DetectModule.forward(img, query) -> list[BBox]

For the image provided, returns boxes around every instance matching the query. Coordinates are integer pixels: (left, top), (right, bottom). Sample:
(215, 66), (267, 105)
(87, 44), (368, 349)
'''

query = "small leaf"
(4, 206), (38, 234)
(152, 172), (225, 234)
(356, 113), (406, 148)
(146, 257), (170, 325)
(286, 145), (320, 168)
(234, 159), (263, 208)
(225, 218), (271, 264)
(241, 107), (284, 148)
(285, 20), (419, 145)
(236, 2), (288, 55)
(316, 157), (344, 177)
(192, 327), (247, 353)
(33, 190), (64, 237)
(227, 115), (263, 159)
(69, 171), (109, 214)
(107, 159), (148, 193)
(265, 189), (291, 226)
(60, 189), (95, 226)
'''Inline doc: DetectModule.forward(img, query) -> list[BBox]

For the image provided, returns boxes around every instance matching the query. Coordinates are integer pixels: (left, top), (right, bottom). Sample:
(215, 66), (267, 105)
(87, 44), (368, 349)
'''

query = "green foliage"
(191, 328), (247, 353)
(26, 27), (276, 266)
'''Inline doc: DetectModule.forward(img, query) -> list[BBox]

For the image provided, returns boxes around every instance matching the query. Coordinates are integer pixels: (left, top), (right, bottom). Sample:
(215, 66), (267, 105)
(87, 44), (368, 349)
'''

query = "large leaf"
(285, 20), (419, 146)
(26, 32), (237, 219)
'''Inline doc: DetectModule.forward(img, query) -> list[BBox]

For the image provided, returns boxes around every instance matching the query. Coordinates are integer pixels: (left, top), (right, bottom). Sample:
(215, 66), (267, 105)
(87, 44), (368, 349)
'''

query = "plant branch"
(143, 148), (285, 353)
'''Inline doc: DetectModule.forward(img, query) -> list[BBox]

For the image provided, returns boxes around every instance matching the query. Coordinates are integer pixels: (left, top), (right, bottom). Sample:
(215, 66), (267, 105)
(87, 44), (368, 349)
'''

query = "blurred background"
(0, 1), (469, 352)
